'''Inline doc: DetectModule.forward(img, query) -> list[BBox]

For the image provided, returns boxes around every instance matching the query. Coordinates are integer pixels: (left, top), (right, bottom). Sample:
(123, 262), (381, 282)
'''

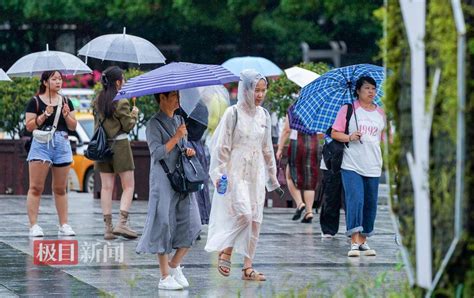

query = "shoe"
(301, 212), (314, 224)
(29, 224), (44, 237)
(169, 265), (189, 288)
(58, 224), (76, 236)
(359, 242), (376, 256)
(103, 214), (117, 240)
(113, 210), (138, 239)
(292, 204), (306, 221)
(321, 233), (334, 238)
(158, 275), (184, 290)
(347, 243), (360, 257)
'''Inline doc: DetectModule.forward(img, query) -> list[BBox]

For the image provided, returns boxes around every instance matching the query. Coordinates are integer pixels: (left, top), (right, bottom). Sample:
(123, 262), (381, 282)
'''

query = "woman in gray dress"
(136, 90), (201, 291)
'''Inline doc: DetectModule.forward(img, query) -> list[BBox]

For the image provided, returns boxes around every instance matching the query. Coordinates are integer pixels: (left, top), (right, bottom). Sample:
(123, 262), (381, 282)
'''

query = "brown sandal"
(241, 267), (266, 281)
(217, 251), (232, 277)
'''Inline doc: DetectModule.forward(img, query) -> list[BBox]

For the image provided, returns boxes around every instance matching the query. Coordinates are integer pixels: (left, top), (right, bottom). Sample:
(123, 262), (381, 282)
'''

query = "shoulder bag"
(156, 117), (207, 194)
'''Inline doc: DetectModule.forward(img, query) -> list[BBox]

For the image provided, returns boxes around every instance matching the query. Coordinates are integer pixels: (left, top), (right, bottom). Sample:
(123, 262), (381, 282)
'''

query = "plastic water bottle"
(217, 175), (228, 194)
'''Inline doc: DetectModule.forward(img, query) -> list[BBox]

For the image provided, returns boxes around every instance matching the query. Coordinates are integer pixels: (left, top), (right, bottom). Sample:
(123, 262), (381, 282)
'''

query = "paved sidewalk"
(0, 192), (406, 297)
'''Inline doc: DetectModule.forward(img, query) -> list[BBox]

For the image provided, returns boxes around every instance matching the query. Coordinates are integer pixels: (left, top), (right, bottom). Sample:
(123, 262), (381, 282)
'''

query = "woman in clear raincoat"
(205, 69), (283, 281)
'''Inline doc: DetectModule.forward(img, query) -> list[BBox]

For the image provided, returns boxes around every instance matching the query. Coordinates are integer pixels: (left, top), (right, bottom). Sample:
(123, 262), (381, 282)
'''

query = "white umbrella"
(7, 44), (92, 77)
(78, 27), (166, 64)
(284, 66), (320, 87)
(0, 68), (11, 81)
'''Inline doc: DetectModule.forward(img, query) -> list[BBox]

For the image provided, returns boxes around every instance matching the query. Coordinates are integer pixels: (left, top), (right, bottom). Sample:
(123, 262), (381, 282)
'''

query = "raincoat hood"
(237, 69), (267, 116)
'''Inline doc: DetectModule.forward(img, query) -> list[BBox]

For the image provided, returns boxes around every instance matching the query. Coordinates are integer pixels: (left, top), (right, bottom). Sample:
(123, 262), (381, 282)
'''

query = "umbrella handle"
(132, 97), (136, 107)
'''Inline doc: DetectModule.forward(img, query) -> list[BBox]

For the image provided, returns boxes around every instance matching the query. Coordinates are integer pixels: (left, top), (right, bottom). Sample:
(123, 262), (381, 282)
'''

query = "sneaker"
(347, 243), (360, 257)
(169, 265), (189, 288)
(321, 233), (334, 239)
(359, 242), (376, 256)
(158, 275), (184, 290)
(58, 224), (76, 236)
(29, 224), (44, 237)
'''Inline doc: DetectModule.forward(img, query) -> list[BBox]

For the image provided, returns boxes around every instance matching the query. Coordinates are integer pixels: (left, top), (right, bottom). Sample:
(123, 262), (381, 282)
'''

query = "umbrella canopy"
(199, 85), (230, 133)
(0, 68), (11, 81)
(115, 62), (239, 100)
(284, 66), (320, 87)
(222, 56), (282, 77)
(179, 87), (204, 124)
(78, 27), (166, 64)
(289, 64), (385, 135)
(7, 44), (92, 77)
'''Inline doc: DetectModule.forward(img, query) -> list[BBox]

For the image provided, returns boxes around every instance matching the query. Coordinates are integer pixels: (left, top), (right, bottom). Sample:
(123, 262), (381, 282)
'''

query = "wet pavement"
(0, 188), (406, 297)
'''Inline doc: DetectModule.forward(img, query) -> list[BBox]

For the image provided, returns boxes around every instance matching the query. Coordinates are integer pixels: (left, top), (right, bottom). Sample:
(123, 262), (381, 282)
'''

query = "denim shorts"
(27, 131), (73, 166)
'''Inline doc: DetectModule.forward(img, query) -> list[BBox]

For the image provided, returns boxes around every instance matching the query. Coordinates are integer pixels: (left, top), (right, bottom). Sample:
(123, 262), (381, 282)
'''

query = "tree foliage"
(266, 62), (330, 119)
(0, 78), (39, 139)
(0, 0), (383, 70)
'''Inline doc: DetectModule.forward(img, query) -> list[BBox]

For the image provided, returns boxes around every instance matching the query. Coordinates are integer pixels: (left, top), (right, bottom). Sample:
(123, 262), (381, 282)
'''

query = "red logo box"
(33, 240), (78, 265)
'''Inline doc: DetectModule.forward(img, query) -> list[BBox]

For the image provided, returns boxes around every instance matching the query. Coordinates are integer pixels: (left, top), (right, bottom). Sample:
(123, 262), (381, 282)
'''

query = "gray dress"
(136, 111), (201, 255)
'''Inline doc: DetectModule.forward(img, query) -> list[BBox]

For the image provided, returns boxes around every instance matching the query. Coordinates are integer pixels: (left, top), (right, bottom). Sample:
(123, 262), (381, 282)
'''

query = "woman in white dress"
(205, 69), (282, 281)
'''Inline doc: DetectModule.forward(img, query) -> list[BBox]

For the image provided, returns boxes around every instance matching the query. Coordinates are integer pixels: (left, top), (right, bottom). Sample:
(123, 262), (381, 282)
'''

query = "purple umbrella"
(114, 62), (239, 100)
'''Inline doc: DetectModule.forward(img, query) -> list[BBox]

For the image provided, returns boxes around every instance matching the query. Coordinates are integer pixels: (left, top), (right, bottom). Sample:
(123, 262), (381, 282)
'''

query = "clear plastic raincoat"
(205, 69), (279, 259)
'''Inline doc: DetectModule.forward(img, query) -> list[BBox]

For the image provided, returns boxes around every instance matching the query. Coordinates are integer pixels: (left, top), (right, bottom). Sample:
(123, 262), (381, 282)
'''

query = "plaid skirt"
(287, 133), (320, 190)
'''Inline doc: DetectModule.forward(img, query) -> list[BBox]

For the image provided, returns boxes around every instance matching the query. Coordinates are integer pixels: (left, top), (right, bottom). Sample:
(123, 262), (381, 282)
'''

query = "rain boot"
(104, 214), (117, 240)
(113, 210), (138, 239)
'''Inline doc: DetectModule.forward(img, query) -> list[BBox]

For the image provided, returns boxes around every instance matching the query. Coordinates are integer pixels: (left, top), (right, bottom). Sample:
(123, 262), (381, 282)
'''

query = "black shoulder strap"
(155, 117), (184, 174)
(344, 103), (353, 135)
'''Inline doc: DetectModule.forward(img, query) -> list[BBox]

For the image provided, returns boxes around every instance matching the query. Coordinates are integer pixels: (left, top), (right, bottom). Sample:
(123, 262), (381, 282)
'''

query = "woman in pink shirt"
(331, 76), (385, 257)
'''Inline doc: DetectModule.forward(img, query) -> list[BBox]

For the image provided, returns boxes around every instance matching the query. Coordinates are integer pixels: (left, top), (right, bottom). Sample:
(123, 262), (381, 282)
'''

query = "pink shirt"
(332, 100), (385, 177)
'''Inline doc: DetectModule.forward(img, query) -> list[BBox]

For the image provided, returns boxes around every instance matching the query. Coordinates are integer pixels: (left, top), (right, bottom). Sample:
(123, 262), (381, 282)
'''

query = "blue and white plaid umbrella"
(289, 64), (385, 135)
(115, 62), (239, 100)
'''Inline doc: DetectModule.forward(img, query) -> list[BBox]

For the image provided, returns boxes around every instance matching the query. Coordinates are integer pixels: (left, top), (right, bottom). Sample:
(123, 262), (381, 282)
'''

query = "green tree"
(266, 62), (330, 119)
(0, 78), (39, 138)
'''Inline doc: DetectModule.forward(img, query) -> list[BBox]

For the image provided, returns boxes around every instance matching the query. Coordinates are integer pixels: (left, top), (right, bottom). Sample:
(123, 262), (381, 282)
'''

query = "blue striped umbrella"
(114, 62), (239, 100)
(288, 64), (385, 135)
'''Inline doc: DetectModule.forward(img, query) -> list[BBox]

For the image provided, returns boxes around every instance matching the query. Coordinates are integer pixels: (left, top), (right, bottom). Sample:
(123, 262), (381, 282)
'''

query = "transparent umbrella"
(7, 44), (92, 77)
(78, 27), (166, 64)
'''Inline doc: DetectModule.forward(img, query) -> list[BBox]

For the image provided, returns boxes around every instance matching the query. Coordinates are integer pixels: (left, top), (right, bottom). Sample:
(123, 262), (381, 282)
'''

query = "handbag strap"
(155, 116), (185, 152)
(155, 116), (185, 174)
(49, 96), (63, 134)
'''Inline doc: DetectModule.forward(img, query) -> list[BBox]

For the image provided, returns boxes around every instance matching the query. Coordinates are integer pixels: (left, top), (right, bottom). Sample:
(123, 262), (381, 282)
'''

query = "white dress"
(205, 70), (279, 259)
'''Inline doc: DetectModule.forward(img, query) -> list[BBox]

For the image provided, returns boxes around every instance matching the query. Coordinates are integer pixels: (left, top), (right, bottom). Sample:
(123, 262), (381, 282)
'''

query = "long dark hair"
(38, 70), (63, 94)
(96, 66), (123, 118)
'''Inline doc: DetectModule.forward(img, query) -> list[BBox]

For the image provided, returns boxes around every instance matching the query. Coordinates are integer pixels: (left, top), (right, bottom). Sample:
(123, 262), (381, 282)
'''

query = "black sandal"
(301, 211), (314, 224)
(292, 204), (306, 221)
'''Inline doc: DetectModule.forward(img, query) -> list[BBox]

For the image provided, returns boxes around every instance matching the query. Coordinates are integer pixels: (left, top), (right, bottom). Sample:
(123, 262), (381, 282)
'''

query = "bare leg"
(158, 254), (169, 278)
(118, 170), (134, 212)
(27, 161), (50, 226)
(169, 248), (189, 268)
(51, 165), (71, 225)
(100, 173), (115, 215)
(302, 190), (315, 219)
(286, 166), (303, 208)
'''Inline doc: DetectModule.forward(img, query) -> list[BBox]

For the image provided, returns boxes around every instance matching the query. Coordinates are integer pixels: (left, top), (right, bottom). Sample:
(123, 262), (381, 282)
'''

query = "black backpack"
(85, 119), (114, 161)
(322, 103), (353, 172)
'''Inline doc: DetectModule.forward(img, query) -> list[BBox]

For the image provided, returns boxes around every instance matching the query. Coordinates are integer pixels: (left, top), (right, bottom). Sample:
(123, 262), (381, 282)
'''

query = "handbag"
(85, 118), (114, 161)
(322, 103), (353, 172)
(156, 117), (207, 194)
(32, 96), (63, 144)
(277, 160), (287, 186)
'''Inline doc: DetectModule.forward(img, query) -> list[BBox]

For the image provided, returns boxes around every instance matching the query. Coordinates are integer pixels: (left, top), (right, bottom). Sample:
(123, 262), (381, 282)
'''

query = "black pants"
(319, 169), (345, 236)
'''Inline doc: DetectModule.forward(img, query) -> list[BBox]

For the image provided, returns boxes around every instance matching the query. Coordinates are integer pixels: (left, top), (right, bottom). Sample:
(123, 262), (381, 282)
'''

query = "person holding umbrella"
(93, 66), (139, 240)
(205, 69), (283, 281)
(25, 70), (77, 237)
(330, 76), (385, 257)
(136, 91), (201, 290)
